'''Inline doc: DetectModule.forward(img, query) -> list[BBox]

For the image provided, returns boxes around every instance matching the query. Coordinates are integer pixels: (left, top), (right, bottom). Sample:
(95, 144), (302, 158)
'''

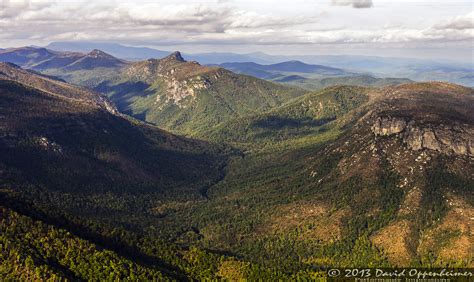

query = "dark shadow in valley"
(94, 81), (154, 113)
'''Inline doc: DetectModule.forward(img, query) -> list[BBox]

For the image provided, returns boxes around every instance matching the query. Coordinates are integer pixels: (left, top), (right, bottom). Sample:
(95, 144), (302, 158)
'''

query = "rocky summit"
(369, 83), (473, 157)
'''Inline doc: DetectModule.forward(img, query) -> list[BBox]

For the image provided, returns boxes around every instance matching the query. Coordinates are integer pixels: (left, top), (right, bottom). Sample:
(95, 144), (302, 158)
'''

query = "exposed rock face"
(372, 117), (407, 136)
(162, 75), (211, 107)
(372, 116), (473, 157)
(124, 52), (222, 108)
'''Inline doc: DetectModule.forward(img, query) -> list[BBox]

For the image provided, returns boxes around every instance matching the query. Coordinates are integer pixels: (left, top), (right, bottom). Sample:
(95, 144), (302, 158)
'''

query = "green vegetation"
(203, 86), (369, 150)
(0, 207), (170, 281)
(1, 64), (473, 280)
(98, 69), (306, 135)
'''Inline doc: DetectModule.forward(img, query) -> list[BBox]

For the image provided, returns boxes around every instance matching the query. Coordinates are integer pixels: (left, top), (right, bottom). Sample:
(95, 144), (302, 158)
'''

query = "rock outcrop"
(124, 51), (224, 108)
(372, 116), (473, 157)
(161, 75), (211, 107)
(372, 117), (407, 136)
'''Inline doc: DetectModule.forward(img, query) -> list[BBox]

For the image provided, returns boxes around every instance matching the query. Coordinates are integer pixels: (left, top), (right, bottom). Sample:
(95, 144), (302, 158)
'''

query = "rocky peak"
(87, 49), (114, 59)
(162, 51), (185, 63)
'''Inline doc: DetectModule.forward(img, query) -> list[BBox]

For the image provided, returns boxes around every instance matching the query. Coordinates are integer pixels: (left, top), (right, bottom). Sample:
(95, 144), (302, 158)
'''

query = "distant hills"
(0, 47), (127, 71)
(62, 49), (126, 70)
(39, 41), (474, 86)
(2, 43), (472, 87)
(249, 53), (474, 87)
(280, 75), (413, 90)
(0, 47), (58, 68)
(46, 41), (273, 64)
(46, 41), (170, 61)
(218, 61), (351, 80)
(217, 61), (412, 90)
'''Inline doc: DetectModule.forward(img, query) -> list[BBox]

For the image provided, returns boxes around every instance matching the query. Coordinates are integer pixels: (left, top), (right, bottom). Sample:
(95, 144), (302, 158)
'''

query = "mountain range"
(217, 61), (412, 90)
(219, 61), (351, 78)
(38, 41), (474, 86)
(2, 47), (308, 134)
(93, 52), (308, 135)
(0, 47), (126, 70)
(1, 44), (473, 280)
(45, 41), (273, 64)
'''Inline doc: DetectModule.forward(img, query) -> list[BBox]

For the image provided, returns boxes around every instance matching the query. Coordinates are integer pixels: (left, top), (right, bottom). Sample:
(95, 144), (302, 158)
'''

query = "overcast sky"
(0, 0), (473, 61)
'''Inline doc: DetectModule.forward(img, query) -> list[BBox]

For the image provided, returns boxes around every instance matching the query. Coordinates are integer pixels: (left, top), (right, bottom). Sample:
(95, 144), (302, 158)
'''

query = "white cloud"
(434, 12), (474, 30)
(0, 0), (472, 55)
(331, 0), (373, 8)
(0, 0), (54, 18)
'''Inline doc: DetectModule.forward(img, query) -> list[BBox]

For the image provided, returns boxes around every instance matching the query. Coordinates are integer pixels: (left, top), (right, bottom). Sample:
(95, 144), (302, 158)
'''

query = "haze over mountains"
(0, 47), (126, 71)
(1, 42), (473, 280)
(218, 61), (351, 79)
(39, 41), (474, 87)
(217, 61), (412, 90)
(2, 43), (473, 89)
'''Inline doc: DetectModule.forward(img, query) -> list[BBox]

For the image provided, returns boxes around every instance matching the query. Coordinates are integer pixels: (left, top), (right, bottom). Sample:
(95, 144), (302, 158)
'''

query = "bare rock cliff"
(372, 116), (473, 157)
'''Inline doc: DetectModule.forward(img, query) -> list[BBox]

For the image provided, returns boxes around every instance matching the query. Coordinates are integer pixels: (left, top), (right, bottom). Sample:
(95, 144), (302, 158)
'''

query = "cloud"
(331, 0), (373, 8)
(434, 12), (474, 30)
(0, 0), (471, 50)
(0, 1), (311, 34)
(0, 0), (54, 18)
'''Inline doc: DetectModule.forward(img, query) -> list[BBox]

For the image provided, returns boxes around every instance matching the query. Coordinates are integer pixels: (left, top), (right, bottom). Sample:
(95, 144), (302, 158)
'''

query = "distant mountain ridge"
(218, 61), (351, 80)
(45, 41), (274, 64)
(0, 47), (58, 68)
(41, 41), (474, 86)
(63, 49), (126, 70)
(0, 47), (127, 71)
(280, 75), (413, 90)
(3, 44), (471, 87)
(46, 41), (170, 61)
(218, 61), (412, 90)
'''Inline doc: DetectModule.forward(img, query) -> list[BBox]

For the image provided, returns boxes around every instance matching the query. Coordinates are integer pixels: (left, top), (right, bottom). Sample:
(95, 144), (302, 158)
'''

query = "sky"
(0, 0), (473, 61)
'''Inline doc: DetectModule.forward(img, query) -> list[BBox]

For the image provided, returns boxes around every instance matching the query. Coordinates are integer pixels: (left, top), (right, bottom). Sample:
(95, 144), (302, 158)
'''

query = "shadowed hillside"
(93, 52), (307, 135)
